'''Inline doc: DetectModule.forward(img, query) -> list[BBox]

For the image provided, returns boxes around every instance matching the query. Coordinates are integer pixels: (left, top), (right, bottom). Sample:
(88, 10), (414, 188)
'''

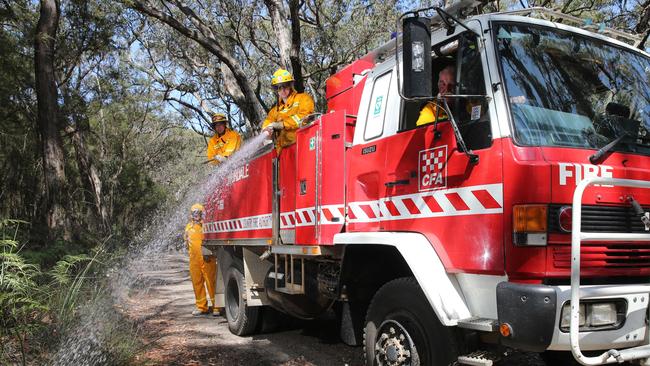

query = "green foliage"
(0, 220), (142, 365)
(0, 0), (204, 249)
(0, 220), (47, 365)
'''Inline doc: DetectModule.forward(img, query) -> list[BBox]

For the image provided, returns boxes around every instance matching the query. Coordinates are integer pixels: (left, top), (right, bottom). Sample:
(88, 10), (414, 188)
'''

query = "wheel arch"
(335, 232), (471, 327)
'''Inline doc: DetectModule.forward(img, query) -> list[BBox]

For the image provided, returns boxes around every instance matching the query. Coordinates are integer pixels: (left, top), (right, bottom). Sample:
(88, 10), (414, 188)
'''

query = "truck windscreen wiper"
(589, 132), (628, 164)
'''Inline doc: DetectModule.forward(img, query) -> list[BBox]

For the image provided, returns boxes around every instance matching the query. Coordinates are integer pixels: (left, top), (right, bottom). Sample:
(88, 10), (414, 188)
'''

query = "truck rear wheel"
(225, 265), (260, 336)
(364, 277), (458, 366)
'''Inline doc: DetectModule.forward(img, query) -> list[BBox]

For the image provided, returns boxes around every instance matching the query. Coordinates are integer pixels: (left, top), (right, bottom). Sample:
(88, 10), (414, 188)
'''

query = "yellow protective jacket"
(184, 220), (217, 313)
(416, 101), (449, 126)
(206, 128), (242, 165)
(184, 221), (204, 258)
(262, 90), (315, 152)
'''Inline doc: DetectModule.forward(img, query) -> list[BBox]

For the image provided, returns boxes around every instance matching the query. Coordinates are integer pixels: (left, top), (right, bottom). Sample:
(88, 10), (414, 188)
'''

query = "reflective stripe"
(290, 115), (301, 125)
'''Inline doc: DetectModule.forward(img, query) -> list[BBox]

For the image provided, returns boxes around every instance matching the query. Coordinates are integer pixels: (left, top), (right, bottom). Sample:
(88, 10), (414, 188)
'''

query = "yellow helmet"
(211, 113), (228, 124)
(271, 68), (294, 86)
(190, 203), (204, 212)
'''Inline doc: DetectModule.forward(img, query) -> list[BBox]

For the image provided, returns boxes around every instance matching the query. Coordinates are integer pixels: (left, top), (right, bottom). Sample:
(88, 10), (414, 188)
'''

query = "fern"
(0, 220), (45, 365)
(49, 254), (92, 286)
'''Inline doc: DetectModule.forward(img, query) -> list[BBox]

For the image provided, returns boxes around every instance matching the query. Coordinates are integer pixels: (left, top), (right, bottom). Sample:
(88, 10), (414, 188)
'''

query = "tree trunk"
(263, 0), (292, 70)
(34, 0), (70, 241)
(288, 0), (304, 92)
(220, 63), (260, 135)
(264, 0), (304, 92)
(67, 122), (108, 230)
(636, 0), (650, 49)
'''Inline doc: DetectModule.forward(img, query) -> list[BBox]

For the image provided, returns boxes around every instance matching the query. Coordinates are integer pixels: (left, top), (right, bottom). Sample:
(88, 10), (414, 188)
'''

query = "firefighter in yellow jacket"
(206, 113), (241, 165)
(416, 66), (455, 126)
(184, 203), (219, 316)
(262, 68), (315, 152)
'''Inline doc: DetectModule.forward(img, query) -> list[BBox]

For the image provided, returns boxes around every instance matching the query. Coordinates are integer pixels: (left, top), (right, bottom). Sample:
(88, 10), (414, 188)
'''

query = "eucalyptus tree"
(124, 0), (400, 134)
(35, 0), (70, 241)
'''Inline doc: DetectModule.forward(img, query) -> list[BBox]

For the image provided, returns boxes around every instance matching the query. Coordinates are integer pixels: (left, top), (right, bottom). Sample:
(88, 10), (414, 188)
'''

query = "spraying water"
(51, 133), (270, 365)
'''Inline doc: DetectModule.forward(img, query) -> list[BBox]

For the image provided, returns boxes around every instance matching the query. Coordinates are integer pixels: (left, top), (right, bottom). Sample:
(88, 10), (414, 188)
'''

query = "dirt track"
(127, 253), (550, 366)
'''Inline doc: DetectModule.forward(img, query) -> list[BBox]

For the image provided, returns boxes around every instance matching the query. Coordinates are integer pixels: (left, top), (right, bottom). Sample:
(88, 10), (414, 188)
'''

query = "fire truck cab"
(204, 3), (650, 365)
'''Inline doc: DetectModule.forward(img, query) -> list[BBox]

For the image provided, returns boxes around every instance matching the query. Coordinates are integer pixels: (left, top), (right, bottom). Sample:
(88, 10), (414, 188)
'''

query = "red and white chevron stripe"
(204, 184), (502, 233)
(203, 213), (272, 234)
(320, 204), (346, 224)
(347, 183), (502, 223)
(280, 207), (318, 229)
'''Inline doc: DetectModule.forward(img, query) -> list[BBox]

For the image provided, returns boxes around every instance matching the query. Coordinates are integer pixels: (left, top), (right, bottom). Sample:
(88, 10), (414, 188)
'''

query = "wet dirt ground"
(125, 253), (561, 366)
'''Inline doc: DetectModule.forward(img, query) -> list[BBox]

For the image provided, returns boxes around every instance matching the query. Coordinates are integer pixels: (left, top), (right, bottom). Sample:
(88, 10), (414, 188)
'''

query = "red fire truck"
(203, 2), (650, 365)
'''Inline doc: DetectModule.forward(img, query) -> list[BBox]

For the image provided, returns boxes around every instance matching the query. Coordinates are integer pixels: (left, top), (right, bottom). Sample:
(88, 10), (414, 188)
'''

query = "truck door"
(347, 66), (400, 232)
(384, 29), (505, 274)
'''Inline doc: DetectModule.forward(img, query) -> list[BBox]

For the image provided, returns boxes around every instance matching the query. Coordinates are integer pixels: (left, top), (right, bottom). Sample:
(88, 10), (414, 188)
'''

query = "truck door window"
(364, 71), (392, 141)
(400, 34), (493, 151)
(456, 34), (492, 150)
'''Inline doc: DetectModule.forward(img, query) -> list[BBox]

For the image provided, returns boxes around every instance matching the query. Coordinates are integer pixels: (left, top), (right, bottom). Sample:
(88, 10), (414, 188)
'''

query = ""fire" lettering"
(558, 163), (613, 186)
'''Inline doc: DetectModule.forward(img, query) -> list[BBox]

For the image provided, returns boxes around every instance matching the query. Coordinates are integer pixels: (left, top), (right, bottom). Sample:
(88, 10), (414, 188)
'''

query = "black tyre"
(225, 265), (260, 336)
(364, 277), (459, 366)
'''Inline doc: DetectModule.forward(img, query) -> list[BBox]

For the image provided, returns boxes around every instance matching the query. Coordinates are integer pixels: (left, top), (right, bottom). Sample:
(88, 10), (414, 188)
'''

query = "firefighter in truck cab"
(262, 68), (315, 152)
(416, 65), (455, 126)
(206, 113), (241, 165)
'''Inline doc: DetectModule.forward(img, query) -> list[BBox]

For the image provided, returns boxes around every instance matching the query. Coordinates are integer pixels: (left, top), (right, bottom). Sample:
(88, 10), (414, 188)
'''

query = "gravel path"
(125, 253), (562, 366)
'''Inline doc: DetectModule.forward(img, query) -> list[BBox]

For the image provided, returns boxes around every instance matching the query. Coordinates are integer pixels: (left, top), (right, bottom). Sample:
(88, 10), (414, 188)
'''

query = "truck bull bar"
(571, 177), (650, 365)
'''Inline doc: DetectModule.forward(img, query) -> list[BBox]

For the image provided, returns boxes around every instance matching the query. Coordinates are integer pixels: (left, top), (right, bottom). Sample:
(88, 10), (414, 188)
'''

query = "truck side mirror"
(402, 16), (432, 98)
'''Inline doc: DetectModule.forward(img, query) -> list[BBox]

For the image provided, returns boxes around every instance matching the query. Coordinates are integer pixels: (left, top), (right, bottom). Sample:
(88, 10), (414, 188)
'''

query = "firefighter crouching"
(262, 68), (315, 153)
(184, 203), (219, 316)
(207, 113), (242, 165)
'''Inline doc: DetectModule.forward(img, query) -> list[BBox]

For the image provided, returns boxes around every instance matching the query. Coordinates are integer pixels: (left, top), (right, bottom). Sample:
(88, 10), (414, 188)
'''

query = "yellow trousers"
(189, 253), (217, 312)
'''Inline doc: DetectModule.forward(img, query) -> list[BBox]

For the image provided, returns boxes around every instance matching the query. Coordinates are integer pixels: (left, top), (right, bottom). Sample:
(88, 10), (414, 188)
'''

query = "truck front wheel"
(225, 265), (260, 336)
(364, 277), (458, 366)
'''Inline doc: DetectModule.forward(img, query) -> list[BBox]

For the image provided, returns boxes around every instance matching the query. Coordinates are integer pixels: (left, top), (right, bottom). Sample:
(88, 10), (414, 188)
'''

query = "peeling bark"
(263, 0), (292, 70)
(264, 0), (304, 92)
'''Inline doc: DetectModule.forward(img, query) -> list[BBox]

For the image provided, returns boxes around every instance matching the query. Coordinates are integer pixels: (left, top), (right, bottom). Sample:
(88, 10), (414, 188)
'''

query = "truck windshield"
(495, 22), (650, 154)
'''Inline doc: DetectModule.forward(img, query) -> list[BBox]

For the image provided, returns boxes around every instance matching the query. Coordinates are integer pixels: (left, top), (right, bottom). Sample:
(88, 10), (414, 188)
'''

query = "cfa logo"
(419, 146), (447, 191)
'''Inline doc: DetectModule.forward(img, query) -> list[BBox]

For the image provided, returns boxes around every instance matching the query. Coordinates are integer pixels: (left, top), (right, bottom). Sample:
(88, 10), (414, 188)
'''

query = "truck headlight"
(559, 300), (626, 332)
(589, 303), (617, 326)
(560, 303), (585, 328)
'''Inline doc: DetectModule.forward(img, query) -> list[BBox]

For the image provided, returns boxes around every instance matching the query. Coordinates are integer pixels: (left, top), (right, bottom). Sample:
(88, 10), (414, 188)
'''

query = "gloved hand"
(269, 121), (284, 130)
(215, 155), (227, 163)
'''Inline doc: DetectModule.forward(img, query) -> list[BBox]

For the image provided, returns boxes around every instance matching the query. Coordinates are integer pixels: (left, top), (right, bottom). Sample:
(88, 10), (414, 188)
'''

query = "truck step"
(457, 351), (501, 366)
(274, 284), (305, 295)
(273, 253), (305, 294)
(457, 317), (498, 332)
